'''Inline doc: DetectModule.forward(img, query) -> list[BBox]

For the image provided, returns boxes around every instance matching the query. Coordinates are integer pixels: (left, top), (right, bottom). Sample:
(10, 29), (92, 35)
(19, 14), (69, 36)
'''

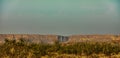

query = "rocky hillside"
(0, 34), (120, 44)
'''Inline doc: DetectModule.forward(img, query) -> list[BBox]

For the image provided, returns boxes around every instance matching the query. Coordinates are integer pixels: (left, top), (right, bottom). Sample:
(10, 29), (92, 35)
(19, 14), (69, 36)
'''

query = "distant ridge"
(0, 34), (58, 44)
(0, 34), (120, 44)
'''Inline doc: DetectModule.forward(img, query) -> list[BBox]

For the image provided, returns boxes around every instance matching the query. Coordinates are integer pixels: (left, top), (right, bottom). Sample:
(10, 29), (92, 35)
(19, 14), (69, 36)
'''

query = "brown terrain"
(68, 34), (120, 43)
(0, 34), (120, 44)
(0, 34), (58, 44)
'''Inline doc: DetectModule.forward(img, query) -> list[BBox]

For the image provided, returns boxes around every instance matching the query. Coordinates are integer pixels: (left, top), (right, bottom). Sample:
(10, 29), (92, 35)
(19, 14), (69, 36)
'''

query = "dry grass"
(1, 38), (120, 58)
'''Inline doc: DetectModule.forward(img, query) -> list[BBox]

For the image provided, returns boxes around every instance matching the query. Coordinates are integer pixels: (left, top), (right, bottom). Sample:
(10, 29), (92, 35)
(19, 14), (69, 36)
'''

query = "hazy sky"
(0, 0), (120, 35)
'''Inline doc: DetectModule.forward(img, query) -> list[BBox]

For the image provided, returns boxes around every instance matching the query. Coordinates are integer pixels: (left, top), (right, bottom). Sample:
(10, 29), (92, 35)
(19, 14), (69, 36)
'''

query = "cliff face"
(0, 34), (120, 44)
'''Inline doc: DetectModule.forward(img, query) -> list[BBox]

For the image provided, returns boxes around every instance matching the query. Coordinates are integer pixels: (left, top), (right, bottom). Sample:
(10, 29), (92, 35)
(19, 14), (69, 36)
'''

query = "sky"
(0, 0), (120, 35)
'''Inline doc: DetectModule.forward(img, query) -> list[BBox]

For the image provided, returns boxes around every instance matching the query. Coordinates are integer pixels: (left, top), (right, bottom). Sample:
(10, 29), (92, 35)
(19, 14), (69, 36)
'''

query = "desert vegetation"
(0, 38), (120, 58)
